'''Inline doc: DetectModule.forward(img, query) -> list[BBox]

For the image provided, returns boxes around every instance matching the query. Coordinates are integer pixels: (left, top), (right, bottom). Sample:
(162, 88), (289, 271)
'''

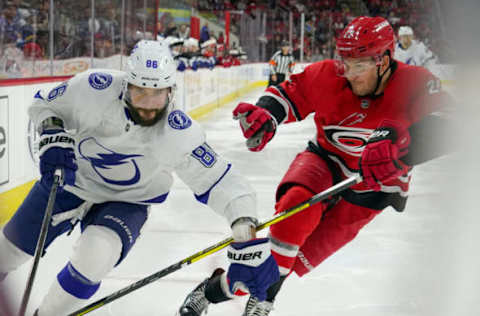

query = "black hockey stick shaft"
(69, 175), (361, 316)
(19, 169), (63, 316)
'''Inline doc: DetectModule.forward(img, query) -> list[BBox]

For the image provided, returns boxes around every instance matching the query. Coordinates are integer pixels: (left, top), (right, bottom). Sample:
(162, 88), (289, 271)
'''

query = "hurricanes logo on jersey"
(78, 137), (143, 185)
(323, 126), (373, 157)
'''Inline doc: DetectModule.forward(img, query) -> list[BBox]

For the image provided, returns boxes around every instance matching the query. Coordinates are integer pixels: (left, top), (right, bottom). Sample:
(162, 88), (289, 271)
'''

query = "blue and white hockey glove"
(38, 128), (77, 190)
(227, 238), (280, 301)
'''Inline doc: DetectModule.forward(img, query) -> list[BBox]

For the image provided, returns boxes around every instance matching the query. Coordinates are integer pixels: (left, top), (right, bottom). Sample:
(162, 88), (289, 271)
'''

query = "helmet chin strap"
(367, 54), (394, 98)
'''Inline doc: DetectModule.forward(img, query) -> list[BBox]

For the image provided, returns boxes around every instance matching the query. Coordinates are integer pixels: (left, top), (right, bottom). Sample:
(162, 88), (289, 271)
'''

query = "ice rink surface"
(2, 87), (479, 316)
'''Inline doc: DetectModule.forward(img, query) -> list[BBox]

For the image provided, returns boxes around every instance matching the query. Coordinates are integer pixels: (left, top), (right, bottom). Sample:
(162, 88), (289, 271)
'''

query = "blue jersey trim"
(57, 262), (100, 299)
(34, 90), (44, 100)
(70, 184), (168, 205)
(194, 163), (232, 205)
(230, 238), (268, 250)
(124, 107), (133, 121)
(140, 192), (169, 204)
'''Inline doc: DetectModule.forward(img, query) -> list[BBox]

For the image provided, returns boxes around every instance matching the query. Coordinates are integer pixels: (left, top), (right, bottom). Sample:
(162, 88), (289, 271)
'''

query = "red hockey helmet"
(336, 16), (395, 60)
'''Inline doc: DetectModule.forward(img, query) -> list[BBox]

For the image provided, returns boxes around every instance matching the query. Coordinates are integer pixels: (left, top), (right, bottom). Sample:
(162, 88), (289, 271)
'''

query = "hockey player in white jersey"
(0, 40), (279, 315)
(394, 25), (437, 71)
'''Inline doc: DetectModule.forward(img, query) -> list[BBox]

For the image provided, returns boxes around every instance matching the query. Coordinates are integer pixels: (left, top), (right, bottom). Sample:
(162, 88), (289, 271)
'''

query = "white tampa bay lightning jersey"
(394, 40), (437, 70)
(29, 69), (257, 224)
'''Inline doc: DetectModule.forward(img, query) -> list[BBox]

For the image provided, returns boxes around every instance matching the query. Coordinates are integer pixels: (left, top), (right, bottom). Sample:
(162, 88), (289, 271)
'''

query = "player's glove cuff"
(38, 130), (75, 157)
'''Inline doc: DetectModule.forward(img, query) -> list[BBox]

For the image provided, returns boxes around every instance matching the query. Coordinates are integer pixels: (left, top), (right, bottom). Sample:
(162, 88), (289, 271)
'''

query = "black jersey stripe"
(276, 85), (302, 121)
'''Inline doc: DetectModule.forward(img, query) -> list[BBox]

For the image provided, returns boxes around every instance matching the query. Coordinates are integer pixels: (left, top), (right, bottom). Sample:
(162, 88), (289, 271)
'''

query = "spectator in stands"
(216, 43), (225, 66)
(22, 33), (44, 59)
(158, 12), (174, 38)
(165, 36), (187, 71)
(166, 36), (184, 57)
(217, 31), (224, 44)
(224, 48), (242, 67)
(0, 1), (29, 47)
(53, 30), (82, 60)
(387, 11), (401, 26)
(268, 40), (295, 86)
(93, 32), (114, 58)
(200, 38), (217, 69)
(0, 41), (22, 77)
(98, 5), (120, 52)
(178, 24), (190, 40)
(182, 37), (201, 71)
(200, 23), (210, 44)
(164, 21), (178, 37)
(34, 0), (50, 33)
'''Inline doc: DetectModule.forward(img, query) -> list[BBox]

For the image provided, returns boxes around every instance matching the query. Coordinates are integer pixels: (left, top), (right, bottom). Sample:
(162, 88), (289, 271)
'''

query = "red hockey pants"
(269, 150), (382, 277)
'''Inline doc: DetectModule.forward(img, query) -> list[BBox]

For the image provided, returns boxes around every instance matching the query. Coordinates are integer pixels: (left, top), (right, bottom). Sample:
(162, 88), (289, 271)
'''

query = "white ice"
(2, 87), (480, 316)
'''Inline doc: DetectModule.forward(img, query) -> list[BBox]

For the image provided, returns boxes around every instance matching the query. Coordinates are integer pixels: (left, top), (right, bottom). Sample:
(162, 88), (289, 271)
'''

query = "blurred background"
(0, 0), (454, 78)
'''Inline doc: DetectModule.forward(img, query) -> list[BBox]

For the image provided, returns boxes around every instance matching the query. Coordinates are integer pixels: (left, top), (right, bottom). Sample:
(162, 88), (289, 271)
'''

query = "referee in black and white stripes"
(268, 40), (296, 86)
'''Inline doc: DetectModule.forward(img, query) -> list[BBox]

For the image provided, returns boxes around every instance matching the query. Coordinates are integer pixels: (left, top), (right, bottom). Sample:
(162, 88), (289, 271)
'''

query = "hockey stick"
(19, 169), (63, 316)
(69, 175), (361, 316)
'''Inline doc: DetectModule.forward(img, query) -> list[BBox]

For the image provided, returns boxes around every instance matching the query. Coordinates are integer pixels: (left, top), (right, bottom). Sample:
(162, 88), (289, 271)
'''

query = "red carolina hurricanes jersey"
(260, 59), (447, 211)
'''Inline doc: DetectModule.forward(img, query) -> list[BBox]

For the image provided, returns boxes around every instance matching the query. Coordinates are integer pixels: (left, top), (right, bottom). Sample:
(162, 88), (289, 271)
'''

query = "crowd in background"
(0, 0), (448, 78)
(194, 0), (448, 62)
(0, 0), (155, 59)
(163, 34), (247, 72)
(156, 8), (248, 72)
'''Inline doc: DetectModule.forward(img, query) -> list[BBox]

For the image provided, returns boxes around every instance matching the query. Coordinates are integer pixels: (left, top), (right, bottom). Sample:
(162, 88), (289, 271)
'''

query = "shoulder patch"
(88, 72), (113, 90)
(168, 110), (192, 130)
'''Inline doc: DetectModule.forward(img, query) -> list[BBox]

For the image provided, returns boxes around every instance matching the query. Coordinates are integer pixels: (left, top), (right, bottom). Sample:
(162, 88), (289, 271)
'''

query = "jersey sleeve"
(269, 51), (280, 74)
(408, 68), (448, 122)
(169, 117), (257, 225)
(28, 78), (78, 131)
(174, 142), (258, 225)
(418, 42), (436, 68)
(402, 68), (454, 165)
(28, 70), (122, 132)
(256, 62), (324, 124)
(288, 56), (296, 73)
(403, 113), (453, 165)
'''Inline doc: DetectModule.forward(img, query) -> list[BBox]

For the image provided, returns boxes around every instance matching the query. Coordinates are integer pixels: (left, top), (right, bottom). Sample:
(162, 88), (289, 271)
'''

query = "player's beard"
(125, 100), (169, 126)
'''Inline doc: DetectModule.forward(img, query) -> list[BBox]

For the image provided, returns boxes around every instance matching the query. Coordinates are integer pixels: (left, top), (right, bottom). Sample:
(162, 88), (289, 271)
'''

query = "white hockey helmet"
(398, 26), (414, 37)
(200, 38), (216, 50)
(125, 39), (176, 89)
(165, 36), (184, 48)
(184, 37), (199, 48)
(164, 36), (184, 56)
(123, 40), (177, 126)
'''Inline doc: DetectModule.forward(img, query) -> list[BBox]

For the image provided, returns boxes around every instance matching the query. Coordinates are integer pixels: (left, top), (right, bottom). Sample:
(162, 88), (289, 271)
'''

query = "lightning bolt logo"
(79, 137), (143, 185)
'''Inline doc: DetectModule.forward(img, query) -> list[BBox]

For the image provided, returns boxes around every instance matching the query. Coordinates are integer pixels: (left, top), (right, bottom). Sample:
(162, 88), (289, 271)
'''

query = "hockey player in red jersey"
(177, 16), (451, 316)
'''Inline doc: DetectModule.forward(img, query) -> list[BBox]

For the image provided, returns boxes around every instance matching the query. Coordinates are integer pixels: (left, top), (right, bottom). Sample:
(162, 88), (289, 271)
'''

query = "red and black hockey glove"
(233, 102), (277, 152)
(359, 120), (410, 191)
